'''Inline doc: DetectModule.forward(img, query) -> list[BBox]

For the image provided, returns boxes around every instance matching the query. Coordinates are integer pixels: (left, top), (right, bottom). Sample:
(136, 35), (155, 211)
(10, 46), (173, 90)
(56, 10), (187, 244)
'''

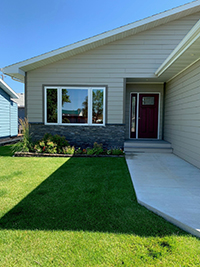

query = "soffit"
(155, 18), (200, 81)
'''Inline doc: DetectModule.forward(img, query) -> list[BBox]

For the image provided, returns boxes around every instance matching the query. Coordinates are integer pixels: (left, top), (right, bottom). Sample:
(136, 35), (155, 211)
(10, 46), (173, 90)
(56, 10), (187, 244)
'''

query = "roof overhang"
(155, 18), (200, 81)
(0, 78), (19, 99)
(2, 0), (200, 83)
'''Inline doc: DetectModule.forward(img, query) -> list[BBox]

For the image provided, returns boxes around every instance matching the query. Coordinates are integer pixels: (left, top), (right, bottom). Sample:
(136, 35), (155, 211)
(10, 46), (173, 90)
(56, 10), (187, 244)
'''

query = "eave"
(155, 18), (200, 80)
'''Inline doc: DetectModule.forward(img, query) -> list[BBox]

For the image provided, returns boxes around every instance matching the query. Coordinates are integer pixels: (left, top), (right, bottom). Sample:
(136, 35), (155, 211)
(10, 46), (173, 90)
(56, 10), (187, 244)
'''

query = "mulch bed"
(14, 152), (125, 158)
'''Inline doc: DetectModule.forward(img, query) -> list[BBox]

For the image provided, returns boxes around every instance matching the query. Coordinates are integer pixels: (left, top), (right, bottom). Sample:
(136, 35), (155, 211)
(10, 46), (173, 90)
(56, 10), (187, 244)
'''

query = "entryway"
(130, 93), (159, 139)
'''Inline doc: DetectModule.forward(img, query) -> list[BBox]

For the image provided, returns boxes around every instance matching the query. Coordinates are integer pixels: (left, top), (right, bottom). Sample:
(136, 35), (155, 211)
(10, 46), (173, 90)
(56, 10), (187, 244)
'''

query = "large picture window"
(45, 86), (106, 126)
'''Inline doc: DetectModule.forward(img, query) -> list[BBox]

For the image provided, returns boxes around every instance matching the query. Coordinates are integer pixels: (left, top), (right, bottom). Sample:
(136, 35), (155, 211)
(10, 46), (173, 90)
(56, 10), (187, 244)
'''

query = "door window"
(142, 96), (154, 105)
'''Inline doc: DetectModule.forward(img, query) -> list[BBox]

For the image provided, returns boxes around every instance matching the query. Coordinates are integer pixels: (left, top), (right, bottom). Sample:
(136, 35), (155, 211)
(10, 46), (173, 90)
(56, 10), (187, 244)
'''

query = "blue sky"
(0, 0), (193, 93)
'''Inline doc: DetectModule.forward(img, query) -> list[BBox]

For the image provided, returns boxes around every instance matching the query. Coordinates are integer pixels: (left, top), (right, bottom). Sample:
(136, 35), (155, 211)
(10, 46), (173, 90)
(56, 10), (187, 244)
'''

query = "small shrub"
(33, 134), (69, 154)
(34, 144), (43, 153)
(75, 147), (83, 154)
(39, 141), (45, 148)
(52, 134), (69, 152)
(45, 141), (57, 154)
(42, 133), (52, 142)
(86, 148), (95, 155)
(62, 146), (75, 155)
(82, 149), (87, 154)
(111, 148), (124, 155)
(34, 140), (57, 154)
(107, 149), (112, 155)
(92, 142), (104, 155)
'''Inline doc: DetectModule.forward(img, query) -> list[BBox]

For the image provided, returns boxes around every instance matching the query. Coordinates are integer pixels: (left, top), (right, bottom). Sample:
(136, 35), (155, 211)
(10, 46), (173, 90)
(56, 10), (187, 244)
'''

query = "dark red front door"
(138, 94), (159, 138)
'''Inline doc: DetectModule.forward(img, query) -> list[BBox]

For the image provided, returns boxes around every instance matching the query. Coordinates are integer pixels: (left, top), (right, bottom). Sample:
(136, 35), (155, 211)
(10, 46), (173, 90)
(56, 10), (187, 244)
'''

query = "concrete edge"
(137, 198), (200, 238)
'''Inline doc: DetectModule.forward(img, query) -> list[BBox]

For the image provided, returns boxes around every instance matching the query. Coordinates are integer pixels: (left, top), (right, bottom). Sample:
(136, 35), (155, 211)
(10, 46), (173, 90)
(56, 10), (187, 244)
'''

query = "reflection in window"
(131, 96), (136, 133)
(92, 89), (103, 124)
(47, 89), (58, 123)
(62, 89), (88, 124)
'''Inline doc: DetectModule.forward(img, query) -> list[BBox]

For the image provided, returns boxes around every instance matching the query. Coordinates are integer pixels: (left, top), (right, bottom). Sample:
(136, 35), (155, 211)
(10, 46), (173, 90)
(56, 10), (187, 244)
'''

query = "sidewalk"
(126, 153), (200, 238)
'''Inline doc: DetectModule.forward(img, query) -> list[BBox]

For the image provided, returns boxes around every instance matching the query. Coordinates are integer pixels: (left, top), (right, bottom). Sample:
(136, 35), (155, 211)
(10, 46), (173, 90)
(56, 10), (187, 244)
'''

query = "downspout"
(162, 82), (166, 140)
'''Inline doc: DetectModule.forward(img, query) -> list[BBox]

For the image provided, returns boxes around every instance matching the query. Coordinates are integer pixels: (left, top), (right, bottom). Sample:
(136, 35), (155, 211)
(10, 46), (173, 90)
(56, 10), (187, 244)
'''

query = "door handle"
(138, 117), (141, 120)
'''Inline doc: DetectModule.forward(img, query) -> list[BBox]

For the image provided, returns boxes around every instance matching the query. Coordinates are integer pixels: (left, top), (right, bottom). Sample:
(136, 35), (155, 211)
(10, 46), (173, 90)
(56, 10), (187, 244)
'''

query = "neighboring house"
(12, 93), (25, 120)
(0, 78), (18, 138)
(2, 1), (200, 167)
(12, 93), (25, 134)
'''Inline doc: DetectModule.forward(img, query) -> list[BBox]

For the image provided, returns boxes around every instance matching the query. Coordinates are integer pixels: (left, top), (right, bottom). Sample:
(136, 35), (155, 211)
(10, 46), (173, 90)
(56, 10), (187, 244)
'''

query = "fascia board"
(2, 66), (25, 76)
(155, 19), (200, 76)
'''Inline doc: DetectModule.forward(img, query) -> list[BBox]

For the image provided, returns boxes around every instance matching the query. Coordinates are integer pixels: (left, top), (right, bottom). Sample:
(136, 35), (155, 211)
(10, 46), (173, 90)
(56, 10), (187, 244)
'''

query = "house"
(0, 78), (18, 138)
(12, 93), (25, 121)
(12, 93), (25, 134)
(2, 1), (200, 168)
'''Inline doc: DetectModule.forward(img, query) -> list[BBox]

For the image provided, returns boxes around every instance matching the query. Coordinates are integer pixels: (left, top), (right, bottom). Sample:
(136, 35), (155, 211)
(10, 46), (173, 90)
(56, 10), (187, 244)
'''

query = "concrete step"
(125, 147), (173, 153)
(124, 140), (173, 154)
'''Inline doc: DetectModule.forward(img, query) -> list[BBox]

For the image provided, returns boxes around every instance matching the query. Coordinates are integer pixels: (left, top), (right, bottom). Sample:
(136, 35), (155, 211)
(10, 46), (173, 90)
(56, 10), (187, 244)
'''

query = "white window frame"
(44, 86), (106, 126)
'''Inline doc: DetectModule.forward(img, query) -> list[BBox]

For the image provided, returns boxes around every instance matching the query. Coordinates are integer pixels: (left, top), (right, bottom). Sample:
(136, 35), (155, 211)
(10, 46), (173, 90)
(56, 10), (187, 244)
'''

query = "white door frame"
(129, 92), (161, 139)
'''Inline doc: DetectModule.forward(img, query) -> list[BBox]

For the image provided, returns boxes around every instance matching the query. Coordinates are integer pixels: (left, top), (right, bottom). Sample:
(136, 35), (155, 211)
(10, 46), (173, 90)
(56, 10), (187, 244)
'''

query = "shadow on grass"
(0, 145), (14, 157)
(0, 157), (187, 237)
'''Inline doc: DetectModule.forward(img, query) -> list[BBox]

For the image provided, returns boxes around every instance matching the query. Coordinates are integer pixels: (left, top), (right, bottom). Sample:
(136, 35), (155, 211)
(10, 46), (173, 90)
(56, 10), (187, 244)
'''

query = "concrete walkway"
(126, 153), (200, 238)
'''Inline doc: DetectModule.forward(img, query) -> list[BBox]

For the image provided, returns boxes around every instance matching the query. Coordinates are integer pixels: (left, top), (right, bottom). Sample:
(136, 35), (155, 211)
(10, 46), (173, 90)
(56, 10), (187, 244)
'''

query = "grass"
(0, 145), (200, 266)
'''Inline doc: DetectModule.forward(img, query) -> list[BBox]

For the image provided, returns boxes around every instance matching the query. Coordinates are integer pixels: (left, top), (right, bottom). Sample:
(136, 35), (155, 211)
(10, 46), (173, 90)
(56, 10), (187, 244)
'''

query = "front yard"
(0, 145), (199, 266)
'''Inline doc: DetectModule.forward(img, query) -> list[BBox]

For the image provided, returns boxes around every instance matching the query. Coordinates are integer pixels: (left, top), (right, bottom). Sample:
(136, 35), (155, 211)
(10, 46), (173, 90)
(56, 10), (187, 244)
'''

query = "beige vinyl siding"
(164, 59), (200, 168)
(26, 12), (200, 123)
(125, 84), (164, 139)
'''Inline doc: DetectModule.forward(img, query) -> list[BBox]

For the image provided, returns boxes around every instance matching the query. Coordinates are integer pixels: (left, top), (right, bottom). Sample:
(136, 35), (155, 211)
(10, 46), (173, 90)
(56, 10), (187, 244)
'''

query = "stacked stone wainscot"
(30, 123), (125, 149)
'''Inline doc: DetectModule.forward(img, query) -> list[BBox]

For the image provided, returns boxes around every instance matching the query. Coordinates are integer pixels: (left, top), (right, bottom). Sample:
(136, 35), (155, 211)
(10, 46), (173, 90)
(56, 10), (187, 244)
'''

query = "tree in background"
(47, 89), (70, 123)
(92, 90), (103, 123)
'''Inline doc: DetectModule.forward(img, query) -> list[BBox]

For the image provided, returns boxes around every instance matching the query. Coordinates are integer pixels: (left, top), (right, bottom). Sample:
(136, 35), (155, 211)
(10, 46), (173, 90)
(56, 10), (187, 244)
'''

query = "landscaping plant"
(62, 146), (75, 154)
(13, 126), (125, 156)
(12, 118), (32, 152)
(34, 133), (69, 154)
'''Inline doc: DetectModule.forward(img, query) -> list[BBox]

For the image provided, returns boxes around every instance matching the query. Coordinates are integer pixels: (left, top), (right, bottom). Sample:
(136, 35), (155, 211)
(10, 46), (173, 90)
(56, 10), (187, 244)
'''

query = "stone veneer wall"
(30, 123), (125, 149)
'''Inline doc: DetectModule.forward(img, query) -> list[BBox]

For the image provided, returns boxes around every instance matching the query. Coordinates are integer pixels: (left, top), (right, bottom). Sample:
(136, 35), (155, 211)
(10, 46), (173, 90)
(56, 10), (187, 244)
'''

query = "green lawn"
(0, 145), (199, 266)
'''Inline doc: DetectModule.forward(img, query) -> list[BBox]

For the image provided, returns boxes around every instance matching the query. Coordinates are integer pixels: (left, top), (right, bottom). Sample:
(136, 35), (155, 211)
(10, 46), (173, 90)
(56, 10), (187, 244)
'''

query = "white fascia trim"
(3, 0), (200, 73)
(155, 18), (200, 77)
(0, 78), (19, 99)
